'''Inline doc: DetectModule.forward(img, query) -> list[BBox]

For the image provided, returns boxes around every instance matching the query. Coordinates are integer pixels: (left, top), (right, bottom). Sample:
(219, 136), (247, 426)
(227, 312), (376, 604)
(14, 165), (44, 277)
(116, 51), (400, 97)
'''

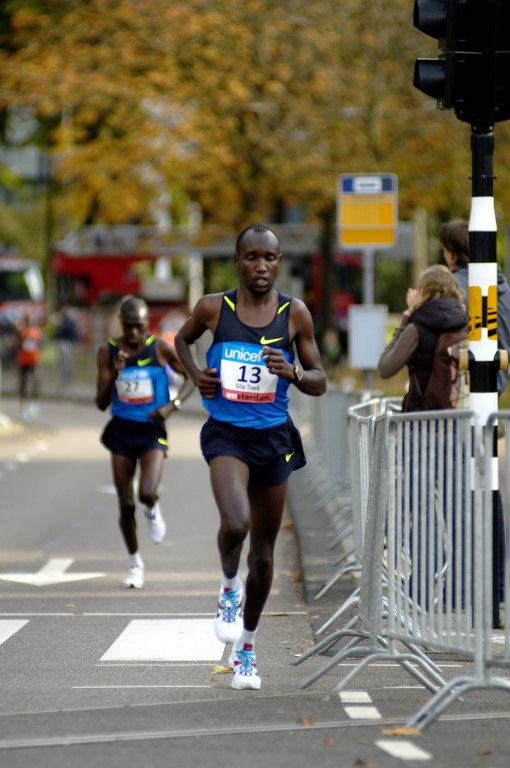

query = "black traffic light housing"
(414, 0), (510, 124)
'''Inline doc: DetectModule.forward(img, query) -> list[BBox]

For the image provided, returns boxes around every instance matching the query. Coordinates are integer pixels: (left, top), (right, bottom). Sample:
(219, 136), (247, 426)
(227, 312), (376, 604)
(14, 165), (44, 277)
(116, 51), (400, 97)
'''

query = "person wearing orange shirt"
(16, 313), (42, 419)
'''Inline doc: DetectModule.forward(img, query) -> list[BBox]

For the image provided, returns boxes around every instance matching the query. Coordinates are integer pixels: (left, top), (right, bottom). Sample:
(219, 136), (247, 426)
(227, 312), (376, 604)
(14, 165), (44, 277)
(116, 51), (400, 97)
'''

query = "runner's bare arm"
(95, 343), (127, 411)
(263, 299), (326, 396)
(148, 339), (196, 421)
(174, 295), (222, 399)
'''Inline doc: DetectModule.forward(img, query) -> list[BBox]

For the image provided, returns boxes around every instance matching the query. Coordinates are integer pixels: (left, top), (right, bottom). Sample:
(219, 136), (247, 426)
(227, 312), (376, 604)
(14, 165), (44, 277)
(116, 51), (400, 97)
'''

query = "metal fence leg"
(314, 563), (360, 601)
(292, 616), (359, 666)
(299, 633), (368, 689)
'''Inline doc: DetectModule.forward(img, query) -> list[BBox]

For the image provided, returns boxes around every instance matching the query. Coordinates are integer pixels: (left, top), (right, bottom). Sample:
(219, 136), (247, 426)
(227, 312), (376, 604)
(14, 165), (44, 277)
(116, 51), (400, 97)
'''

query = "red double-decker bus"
(50, 227), (188, 338)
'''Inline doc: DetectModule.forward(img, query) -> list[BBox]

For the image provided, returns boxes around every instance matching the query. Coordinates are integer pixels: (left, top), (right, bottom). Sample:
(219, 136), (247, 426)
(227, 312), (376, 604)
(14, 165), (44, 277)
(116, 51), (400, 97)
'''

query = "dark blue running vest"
(204, 289), (294, 429)
(109, 336), (170, 422)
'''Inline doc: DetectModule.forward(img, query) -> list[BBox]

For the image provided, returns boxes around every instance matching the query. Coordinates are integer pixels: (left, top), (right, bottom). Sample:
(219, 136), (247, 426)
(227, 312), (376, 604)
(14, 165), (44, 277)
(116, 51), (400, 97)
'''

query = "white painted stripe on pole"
(469, 197), (497, 231)
(339, 691), (372, 703)
(100, 619), (224, 661)
(0, 619), (28, 645)
(470, 393), (499, 425)
(376, 740), (432, 760)
(344, 706), (381, 720)
(468, 261), (497, 292)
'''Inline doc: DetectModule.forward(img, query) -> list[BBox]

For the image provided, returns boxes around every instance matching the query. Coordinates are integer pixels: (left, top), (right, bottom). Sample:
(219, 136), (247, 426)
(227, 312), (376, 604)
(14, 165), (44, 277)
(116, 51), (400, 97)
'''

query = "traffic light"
(413, 0), (510, 124)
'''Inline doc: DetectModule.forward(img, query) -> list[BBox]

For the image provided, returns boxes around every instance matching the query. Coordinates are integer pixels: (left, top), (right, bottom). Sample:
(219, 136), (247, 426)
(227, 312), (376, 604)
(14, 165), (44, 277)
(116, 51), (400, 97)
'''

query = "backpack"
(406, 327), (469, 410)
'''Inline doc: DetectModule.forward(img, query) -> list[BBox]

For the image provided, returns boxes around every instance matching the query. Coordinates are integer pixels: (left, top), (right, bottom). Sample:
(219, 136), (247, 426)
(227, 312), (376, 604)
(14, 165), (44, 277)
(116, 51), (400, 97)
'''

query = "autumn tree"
(1, 0), (509, 237)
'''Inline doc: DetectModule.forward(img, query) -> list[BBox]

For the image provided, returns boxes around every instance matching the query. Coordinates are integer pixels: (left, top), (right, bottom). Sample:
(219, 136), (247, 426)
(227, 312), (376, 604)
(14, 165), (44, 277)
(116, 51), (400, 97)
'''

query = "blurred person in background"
(439, 218), (510, 396)
(54, 304), (80, 392)
(378, 265), (468, 411)
(16, 312), (42, 420)
(95, 295), (194, 589)
(321, 325), (342, 371)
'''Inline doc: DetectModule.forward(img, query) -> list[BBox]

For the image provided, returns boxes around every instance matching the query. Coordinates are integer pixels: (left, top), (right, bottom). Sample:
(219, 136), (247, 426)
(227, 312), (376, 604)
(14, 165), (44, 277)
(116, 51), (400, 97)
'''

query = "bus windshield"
(0, 263), (44, 302)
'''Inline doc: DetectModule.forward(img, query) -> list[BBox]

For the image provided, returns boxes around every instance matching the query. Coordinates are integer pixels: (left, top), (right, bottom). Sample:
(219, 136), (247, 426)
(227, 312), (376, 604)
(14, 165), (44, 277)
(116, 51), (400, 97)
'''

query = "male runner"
(96, 296), (194, 588)
(175, 224), (326, 689)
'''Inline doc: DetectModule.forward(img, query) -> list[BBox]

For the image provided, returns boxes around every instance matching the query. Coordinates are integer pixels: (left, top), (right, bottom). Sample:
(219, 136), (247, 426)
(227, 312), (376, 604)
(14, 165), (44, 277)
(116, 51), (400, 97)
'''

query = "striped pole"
(468, 126), (502, 627)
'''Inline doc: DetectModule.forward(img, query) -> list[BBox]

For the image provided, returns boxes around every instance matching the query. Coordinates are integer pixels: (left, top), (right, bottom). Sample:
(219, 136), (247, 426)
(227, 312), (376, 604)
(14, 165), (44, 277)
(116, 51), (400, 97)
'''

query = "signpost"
(337, 173), (398, 304)
(339, 173), (398, 386)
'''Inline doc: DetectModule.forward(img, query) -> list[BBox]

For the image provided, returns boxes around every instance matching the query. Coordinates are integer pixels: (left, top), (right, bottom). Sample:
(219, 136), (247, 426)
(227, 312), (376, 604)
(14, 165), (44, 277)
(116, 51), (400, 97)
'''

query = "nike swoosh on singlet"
(260, 336), (284, 345)
(137, 357), (153, 366)
(285, 451), (294, 463)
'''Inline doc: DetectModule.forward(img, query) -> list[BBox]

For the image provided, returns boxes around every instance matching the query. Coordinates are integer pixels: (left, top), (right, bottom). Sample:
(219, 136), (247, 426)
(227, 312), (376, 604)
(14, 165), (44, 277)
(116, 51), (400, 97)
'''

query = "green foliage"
(375, 259), (412, 313)
(0, 199), (46, 262)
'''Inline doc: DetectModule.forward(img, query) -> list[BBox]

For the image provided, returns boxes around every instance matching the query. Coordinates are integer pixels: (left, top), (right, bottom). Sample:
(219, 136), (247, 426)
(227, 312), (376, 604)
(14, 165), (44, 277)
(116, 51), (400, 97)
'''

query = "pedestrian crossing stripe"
(0, 619), (28, 645)
(100, 619), (225, 661)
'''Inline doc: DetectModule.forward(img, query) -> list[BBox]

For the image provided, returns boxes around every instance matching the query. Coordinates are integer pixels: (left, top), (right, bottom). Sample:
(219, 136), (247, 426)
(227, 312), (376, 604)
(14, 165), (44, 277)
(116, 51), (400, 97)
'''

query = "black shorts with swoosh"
(200, 416), (306, 487)
(101, 416), (168, 460)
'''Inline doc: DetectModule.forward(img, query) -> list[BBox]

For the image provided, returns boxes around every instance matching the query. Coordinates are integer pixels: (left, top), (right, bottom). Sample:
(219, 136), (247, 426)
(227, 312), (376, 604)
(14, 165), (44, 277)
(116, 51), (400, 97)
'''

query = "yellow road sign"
(338, 173), (398, 248)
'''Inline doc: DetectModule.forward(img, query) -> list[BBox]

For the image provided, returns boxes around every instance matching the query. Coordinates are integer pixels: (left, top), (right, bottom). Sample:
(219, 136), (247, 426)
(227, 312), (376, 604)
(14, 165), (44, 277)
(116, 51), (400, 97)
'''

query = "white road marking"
(0, 558), (105, 586)
(376, 739), (432, 761)
(0, 619), (28, 645)
(101, 619), (224, 661)
(74, 685), (211, 689)
(336, 662), (463, 668)
(0, 610), (303, 616)
(97, 663), (215, 667)
(339, 691), (372, 703)
(344, 706), (381, 720)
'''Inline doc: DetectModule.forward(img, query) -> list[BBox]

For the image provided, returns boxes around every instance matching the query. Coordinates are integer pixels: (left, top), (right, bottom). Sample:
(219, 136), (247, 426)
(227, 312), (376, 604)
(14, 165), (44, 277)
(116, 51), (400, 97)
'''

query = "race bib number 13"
(220, 343), (277, 403)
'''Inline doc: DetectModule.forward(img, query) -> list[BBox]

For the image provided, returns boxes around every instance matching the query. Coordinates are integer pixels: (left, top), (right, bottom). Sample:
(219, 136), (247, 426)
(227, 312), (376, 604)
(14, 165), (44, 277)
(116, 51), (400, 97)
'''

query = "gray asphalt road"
(0, 398), (509, 768)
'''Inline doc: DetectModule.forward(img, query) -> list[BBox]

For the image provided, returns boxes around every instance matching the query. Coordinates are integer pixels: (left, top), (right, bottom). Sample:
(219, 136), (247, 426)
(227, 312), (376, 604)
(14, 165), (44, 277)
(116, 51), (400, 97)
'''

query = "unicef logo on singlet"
(220, 342), (277, 403)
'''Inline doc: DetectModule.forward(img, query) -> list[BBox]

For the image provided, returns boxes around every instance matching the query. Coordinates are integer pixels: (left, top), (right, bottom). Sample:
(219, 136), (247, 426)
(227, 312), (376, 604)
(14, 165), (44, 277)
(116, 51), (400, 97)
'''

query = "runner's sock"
(234, 628), (257, 650)
(222, 574), (243, 592)
(129, 552), (143, 568)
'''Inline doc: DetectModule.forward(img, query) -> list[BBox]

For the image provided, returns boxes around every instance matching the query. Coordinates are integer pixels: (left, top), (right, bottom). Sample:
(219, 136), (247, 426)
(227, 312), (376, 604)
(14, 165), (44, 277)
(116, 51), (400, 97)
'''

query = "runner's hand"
(148, 406), (167, 423)
(114, 350), (128, 372)
(197, 367), (221, 399)
(262, 347), (294, 380)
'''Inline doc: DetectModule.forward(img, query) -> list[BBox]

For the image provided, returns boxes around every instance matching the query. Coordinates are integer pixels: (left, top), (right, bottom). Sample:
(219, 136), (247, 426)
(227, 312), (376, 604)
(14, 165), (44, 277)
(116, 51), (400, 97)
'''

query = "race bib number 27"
(116, 371), (154, 404)
(220, 343), (277, 403)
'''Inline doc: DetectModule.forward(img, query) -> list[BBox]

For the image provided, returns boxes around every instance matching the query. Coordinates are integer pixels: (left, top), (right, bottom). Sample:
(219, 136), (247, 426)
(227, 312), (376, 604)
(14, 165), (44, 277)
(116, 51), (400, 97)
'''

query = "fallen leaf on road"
(281, 521), (294, 530)
(324, 736), (336, 747)
(381, 726), (421, 737)
(480, 748), (492, 756)
(298, 715), (316, 726)
(265, 611), (289, 616)
(354, 759), (379, 768)
(211, 665), (231, 675)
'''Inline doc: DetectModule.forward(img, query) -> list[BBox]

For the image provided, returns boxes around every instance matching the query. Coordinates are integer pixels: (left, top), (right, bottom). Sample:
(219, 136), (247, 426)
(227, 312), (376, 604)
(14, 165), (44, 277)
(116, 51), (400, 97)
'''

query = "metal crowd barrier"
(312, 397), (402, 630)
(314, 398), (385, 605)
(295, 404), (510, 727)
(295, 411), (447, 693)
(408, 411), (510, 729)
(288, 386), (364, 560)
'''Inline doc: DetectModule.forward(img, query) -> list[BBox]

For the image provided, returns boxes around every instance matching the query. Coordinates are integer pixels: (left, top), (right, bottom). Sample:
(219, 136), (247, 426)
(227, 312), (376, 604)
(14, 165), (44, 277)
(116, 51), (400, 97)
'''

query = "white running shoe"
(122, 563), (144, 589)
(230, 643), (261, 690)
(145, 504), (166, 544)
(214, 581), (243, 643)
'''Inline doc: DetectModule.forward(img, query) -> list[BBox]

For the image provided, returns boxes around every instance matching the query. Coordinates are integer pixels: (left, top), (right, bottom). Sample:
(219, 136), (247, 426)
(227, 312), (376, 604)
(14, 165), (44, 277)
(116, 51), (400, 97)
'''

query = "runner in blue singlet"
(175, 224), (327, 690)
(95, 296), (194, 589)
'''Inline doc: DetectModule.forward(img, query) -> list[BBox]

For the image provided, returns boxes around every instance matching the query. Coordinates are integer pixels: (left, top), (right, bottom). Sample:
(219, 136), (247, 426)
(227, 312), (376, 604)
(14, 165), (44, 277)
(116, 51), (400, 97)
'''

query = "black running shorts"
(101, 416), (168, 460)
(200, 416), (306, 487)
